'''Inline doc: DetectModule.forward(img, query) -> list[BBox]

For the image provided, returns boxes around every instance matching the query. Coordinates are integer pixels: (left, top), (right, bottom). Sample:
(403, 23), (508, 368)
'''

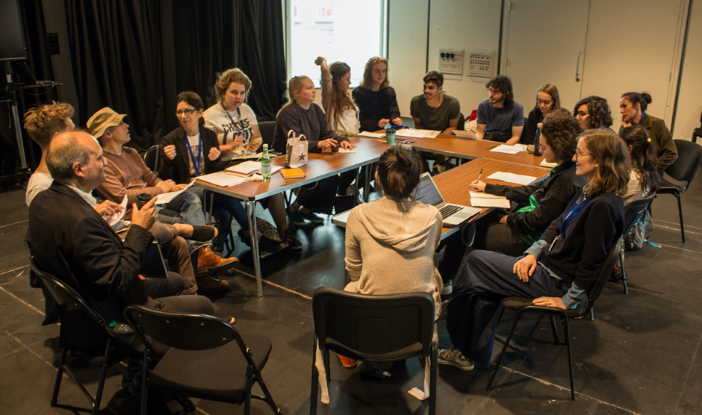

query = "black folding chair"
(619, 195), (656, 293)
(487, 237), (622, 400)
(123, 305), (281, 415)
(30, 257), (138, 415)
(691, 111), (702, 143)
(311, 287), (438, 414)
(656, 139), (702, 242)
(258, 121), (277, 151)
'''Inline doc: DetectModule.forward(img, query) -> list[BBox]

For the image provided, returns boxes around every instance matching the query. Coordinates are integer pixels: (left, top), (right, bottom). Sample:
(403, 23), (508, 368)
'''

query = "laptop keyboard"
(439, 205), (463, 219)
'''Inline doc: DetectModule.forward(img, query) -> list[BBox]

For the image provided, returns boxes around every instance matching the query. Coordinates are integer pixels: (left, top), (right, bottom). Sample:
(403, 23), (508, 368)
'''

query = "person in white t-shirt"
(314, 56), (360, 135)
(203, 68), (263, 163)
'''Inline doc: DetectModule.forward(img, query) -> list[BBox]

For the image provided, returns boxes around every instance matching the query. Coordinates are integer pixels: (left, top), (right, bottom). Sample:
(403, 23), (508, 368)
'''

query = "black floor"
(2, 176), (702, 415)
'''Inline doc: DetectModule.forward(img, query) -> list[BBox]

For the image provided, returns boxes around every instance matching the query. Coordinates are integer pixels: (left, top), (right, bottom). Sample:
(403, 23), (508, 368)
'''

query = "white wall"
(672, 0), (702, 139)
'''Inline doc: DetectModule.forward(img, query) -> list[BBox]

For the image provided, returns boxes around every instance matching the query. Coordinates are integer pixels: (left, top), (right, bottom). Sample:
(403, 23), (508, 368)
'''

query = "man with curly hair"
(476, 75), (524, 145)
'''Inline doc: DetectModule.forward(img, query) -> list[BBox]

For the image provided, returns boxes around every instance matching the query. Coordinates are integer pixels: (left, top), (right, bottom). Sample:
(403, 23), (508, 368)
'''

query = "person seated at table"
(620, 92), (677, 172)
(573, 95), (614, 132)
(476, 75), (524, 145)
(272, 76), (356, 225)
(619, 126), (660, 204)
(315, 56), (360, 135)
(340, 144), (443, 368)
(410, 71), (461, 174)
(438, 129), (628, 371)
(167, 91), (301, 251)
(468, 108), (585, 256)
(521, 84), (562, 145)
(352, 56), (402, 132)
(203, 67), (262, 163)
(87, 107), (237, 289)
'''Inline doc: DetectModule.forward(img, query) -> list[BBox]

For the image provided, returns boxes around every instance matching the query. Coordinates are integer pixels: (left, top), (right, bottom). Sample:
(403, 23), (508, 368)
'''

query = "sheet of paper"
(490, 144), (523, 154)
(338, 147), (357, 154)
(155, 180), (195, 205)
(487, 172), (537, 185)
(420, 129), (441, 138)
(541, 158), (558, 168)
(469, 191), (507, 199)
(197, 172), (248, 187)
(453, 130), (477, 139)
(225, 160), (261, 175)
(470, 197), (512, 208)
(395, 129), (426, 138)
(107, 196), (128, 227)
(358, 131), (385, 139)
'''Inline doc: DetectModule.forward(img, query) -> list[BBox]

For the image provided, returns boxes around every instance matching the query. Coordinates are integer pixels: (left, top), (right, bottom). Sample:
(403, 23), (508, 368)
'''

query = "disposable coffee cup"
(135, 193), (154, 209)
(331, 142), (339, 152)
(386, 130), (396, 144)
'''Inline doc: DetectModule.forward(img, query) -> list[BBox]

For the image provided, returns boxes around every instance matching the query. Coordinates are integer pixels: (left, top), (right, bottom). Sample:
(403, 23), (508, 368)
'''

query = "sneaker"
(196, 246), (239, 273)
(195, 276), (230, 292)
(288, 208), (306, 226)
(442, 280), (453, 295)
(438, 299), (449, 322)
(299, 210), (325, 224)
(338, 354), (357, 369)
(438, 346), (474, 371)
(283, 229), (302, 250)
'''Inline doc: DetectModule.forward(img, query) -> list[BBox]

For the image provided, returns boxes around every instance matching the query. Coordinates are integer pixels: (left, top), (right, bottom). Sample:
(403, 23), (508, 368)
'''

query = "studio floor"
(1, 174), (701, 415)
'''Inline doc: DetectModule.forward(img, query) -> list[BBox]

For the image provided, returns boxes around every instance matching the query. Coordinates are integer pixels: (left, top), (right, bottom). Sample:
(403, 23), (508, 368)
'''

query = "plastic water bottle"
(261, 144), (272, 180)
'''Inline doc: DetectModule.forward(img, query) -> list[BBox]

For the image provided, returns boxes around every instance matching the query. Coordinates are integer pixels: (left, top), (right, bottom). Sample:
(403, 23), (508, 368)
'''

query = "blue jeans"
(187, 187), (249, 253)
(155, 191), (209, 252)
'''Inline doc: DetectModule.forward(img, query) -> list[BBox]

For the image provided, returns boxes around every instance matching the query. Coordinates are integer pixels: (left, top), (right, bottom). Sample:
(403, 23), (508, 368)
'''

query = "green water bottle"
(261, 144), (272, 180)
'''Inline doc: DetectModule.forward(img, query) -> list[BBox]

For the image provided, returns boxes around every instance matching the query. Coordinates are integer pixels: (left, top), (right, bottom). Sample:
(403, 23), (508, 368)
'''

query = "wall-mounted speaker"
(0, 0), (27, 61)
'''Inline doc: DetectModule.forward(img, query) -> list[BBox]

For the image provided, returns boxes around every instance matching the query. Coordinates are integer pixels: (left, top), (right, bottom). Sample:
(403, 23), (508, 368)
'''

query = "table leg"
(246, 200), (263, 297)
(363, 164), (371, 203)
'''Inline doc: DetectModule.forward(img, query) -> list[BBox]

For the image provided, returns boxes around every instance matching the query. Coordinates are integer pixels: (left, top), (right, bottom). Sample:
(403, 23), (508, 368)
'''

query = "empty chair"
(487, 237), (621, 400)
(311, 287), (438, 414)
(123, 305), (281, 415)
(619, 195), (656, 293)
(258, 120), (277, 151)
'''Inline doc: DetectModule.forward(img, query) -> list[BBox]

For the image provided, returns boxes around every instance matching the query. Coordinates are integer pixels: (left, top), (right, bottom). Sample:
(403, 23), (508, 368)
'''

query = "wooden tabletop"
(195, 136), (389, 200)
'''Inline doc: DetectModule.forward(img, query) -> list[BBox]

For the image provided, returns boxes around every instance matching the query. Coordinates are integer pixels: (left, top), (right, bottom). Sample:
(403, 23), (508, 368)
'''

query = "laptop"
(413, 172), (482, 227)
(138, 243), (169, 279)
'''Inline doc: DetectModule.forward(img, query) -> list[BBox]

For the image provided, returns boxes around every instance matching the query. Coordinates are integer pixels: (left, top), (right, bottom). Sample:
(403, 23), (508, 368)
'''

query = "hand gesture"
(533, 296), (566, 310)
(247, 141), (261, 153)
(157, 179), (176, 193)
(468, 180), (486, 192)
(392, 118), (403, 126)
(131, 198), (156, 230)
(95, 200), (123, 219)
(621, 114), (632, 128)
(232, 134), (245, 148)
(513, 254), (537, 283)
(163, 144), (177, 160)
(208, 146), (221, 161)
(315, 56), (328, 70)
(340, 141), (356, 150)
(378, 118), (390, 128)
(171, 183), (187, 191)
(317, 138), (338, 150)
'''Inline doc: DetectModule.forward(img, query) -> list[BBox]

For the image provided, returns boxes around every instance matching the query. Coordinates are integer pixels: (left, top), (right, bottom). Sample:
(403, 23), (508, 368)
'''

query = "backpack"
(624, 210), (653, 251)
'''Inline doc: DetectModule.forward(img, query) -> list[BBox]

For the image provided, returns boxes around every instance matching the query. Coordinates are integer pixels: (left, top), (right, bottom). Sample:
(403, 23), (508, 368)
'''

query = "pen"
(476, 168), (483, 184)
(485, 145), (498, 150)
(405, 141), (415, 144)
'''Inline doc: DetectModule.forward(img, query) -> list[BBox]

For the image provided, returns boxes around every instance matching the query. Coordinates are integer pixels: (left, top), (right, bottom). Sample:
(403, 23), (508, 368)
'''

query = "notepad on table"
(338, 147), (356, 153)
(487, 172), (537, 185)
(453, 130), (477, 139)
(396, 129), (440, 139)
(490, 144), (523, 154)
(281, 168), (306, 179)
(470, 197), (512, 208)
(358, 131), (385, 139)
(225, 160), (262, 175)
(197, 172), (248, 187)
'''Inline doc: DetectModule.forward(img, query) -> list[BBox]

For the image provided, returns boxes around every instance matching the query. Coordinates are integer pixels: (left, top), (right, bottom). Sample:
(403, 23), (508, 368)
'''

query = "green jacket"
(639, 113), (677, 171)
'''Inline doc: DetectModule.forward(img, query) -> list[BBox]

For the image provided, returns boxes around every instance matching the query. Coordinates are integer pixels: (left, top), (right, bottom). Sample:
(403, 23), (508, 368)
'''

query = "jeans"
(188, 187), (249, 253)
(155, 190), (210, 252)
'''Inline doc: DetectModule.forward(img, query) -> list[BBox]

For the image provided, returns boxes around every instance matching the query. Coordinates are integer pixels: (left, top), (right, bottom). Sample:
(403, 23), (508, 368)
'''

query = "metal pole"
(5, 62), (28, 170)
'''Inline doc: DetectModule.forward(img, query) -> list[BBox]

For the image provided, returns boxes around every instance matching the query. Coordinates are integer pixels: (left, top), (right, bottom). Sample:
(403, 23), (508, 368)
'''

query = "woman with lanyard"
(620, 92), (678, 172)
(438, 129), (627, 371)
(163, 92), (291, 256)
(202, 68), (302, 249)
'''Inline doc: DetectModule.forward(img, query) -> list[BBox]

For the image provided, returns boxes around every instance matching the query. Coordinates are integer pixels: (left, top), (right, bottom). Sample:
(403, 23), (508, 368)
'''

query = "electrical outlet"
(438, 49), (463, 75)
(468, 51), (495, 78)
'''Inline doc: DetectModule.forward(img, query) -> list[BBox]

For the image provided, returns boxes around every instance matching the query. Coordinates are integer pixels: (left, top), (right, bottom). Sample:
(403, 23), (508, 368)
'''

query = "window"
(286, 0), (387, 88)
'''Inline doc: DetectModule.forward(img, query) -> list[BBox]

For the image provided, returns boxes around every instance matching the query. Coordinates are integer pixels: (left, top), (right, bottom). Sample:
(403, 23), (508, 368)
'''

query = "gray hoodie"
(344, 197), (443, 316)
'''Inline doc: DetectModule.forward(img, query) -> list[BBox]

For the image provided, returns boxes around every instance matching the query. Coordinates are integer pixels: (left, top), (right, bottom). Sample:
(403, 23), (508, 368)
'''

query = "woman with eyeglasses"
(573, 96), (614, 132)
(521, 84), (561, 145)
(619, 92), (677, 172)
(439, 129), (628, 371)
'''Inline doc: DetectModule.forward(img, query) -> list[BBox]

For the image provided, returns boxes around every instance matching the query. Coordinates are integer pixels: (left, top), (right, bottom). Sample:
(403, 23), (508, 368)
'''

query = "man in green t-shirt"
(410, 71), (461, 134)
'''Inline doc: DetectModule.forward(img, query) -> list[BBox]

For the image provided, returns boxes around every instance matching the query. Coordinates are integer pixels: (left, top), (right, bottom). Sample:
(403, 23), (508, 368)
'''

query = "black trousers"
(446, 250), (569, 366)
(295, 169), (357, 214)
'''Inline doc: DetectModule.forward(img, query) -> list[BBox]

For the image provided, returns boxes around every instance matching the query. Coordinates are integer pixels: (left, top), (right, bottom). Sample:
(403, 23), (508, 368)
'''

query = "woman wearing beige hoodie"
(341, 145), (443, 368)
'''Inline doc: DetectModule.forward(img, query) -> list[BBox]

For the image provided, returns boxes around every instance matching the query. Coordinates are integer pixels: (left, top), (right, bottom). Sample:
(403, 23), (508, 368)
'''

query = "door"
(502, 0), (591, 113)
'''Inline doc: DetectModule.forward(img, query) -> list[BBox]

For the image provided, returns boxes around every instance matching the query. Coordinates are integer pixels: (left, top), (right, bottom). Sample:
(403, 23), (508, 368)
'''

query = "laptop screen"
(413, 173), (444, 207)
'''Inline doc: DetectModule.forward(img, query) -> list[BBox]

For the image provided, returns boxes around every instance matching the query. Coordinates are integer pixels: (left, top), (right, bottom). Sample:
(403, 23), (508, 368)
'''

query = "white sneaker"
(442, 280), (453, 295)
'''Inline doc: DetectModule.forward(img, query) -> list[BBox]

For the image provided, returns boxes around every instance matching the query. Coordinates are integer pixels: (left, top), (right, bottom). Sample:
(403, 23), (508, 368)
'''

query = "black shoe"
(283, 230), (302, 250)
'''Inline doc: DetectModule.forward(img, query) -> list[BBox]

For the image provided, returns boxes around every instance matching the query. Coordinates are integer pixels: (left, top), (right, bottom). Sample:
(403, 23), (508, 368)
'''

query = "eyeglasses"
(575, 148), (591, 158)
(576, 111), (590, 117)
(176, 108), (198, 116)
(537, 99), (552, 105)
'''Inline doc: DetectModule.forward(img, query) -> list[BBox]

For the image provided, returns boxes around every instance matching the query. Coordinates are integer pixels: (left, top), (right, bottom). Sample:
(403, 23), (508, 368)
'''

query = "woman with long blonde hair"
(352, 56), (402, 132)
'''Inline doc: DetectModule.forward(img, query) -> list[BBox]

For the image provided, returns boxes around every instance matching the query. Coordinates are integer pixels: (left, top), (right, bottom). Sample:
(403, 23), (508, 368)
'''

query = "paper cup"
(386, 130), (396, 144)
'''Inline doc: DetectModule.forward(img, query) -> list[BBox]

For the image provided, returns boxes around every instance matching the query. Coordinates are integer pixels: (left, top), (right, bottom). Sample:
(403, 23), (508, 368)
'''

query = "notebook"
(281, 168), (306, 179)
(412, 173), (481, 226)
(138, 243), (168, 279)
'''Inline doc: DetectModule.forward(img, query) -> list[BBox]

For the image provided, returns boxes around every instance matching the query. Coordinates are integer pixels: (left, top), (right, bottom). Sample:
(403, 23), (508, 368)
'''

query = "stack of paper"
(358, 131), (385, 139)
(453, 130), (477, 139)
(490, 144), (527, 154)
(226, 160), (263, 175)
(469, 192), (511, 208)
(487, 172), (537, 185)
(197, 172), (249, 187)
(338, 147), (357, 153)
(396, 129), (441, 139)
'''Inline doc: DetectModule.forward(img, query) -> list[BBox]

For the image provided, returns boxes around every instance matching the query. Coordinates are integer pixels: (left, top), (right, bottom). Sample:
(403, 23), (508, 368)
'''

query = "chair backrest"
(585, 235), (623, 311)
(143, 145), (162, 171)
(665, 139), (702, 185)
(123, 305), (248, 355)
(457, 112), (465, 131)
(622, 195), (655, 236)
(312, 287), (435, 361)
(29, 256), (106, 327)
(258, 121), (276, 151)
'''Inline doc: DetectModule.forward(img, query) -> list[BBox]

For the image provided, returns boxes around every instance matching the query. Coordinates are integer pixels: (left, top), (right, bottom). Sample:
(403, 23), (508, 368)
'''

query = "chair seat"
(148, 333), (272, 403)
(657, 178), (682, 193)
(501, 296), (587, 318)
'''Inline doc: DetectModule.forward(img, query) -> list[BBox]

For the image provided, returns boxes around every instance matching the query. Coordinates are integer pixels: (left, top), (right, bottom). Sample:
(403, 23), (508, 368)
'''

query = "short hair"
(580, 129), (630, 198)
(23, 101), (75, 149)
(540, 108), (581, 161)
(486, 75), (514, 107)
(573, 96), (613, 129)
(619, 126), (659, 196)
(535, 84), (560, 111)
(361, 57), (389, 90)
(376, 145), (422, 199)
(621, 92), (652, 112)
(423, 71), (444, 87)
(176, 91), (205, 126)
(46, 131), (92, 181)
(214, 68), (252, 100)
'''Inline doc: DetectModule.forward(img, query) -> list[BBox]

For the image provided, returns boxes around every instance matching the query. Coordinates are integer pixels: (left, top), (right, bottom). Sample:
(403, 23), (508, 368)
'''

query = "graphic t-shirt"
(203, 102), (261, 161)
